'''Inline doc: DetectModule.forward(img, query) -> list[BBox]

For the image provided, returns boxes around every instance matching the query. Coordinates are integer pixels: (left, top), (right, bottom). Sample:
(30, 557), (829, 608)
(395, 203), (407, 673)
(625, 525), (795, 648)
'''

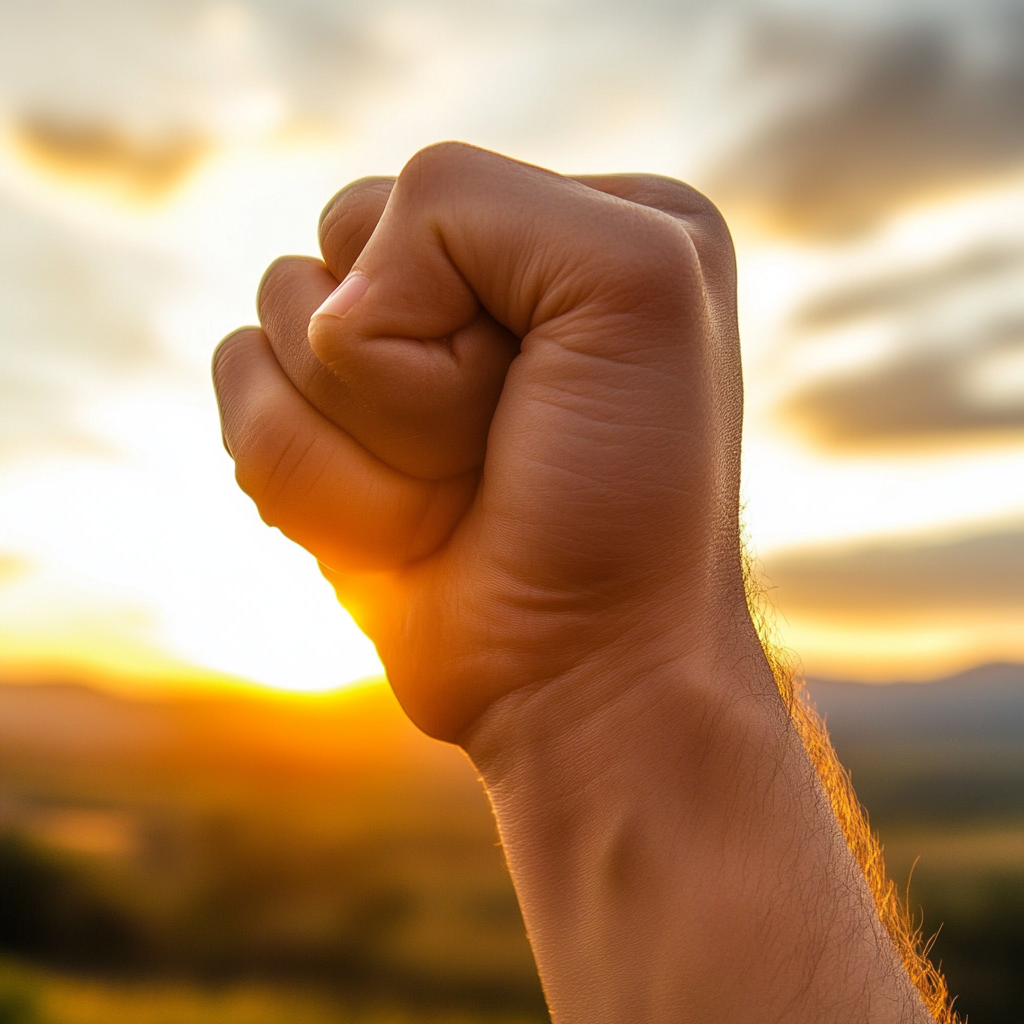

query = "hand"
(213, 143), (746, 742)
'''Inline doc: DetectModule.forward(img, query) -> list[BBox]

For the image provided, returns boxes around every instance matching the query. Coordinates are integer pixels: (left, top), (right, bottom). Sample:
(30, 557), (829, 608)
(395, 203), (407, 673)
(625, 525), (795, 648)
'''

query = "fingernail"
(311, 273), (369, 320)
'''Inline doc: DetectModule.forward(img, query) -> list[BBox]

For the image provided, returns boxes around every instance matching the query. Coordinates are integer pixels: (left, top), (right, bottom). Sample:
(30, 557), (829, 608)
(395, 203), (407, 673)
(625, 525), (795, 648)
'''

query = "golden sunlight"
(0, 136), (385, 694)
(1, 0), (1023, 694)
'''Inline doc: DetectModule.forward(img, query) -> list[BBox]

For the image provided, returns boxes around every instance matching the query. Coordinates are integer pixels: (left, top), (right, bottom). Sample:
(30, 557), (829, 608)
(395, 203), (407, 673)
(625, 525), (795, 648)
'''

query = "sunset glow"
(2, 0), (1023, 694)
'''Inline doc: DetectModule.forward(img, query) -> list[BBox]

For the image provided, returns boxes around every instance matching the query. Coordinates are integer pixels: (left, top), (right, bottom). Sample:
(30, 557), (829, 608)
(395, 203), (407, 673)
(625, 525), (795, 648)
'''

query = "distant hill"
(2, 663), (1022, 771)
(0, 677), (468, 785)
(806, 662), (1024, 745)
(805, 664), (1024, 822)
(2, 661), (1022, 755)
(1, 664), (1022, 824)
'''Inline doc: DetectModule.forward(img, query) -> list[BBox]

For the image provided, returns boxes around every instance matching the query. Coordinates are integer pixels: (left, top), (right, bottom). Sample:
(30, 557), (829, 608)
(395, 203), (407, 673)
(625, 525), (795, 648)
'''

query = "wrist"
(460, 584), (775, 767)
(461, 615), (929, 1024)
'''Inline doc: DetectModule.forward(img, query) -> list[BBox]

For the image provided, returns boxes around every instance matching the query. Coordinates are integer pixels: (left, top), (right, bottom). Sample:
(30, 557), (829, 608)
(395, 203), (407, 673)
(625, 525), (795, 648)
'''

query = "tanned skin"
(213, 143), (942, 1024)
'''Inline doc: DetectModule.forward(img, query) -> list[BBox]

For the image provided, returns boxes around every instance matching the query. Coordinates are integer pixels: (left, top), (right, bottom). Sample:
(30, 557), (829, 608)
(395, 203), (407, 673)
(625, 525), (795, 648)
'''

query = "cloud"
(713, 8), (1024, 238)
(0, 1), (377, 158)
(777, 238), (1024, 450)
(780, 322), (1024, 450)
(762, 526), (1024, 618)
(10, 118), (207, 202)
(795, 245), (1024, 331)
(0, 194), (165, 462)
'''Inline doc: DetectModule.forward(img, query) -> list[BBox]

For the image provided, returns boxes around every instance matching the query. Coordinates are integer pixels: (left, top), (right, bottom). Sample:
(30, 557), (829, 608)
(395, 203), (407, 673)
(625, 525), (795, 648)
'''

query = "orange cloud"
(10, 117), (207, 203)
(763, 526), (1024, 619)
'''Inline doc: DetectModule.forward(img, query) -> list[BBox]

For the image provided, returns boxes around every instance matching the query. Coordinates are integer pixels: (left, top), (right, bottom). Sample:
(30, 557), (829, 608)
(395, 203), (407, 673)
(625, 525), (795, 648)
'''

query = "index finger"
(318, 176), (395, 281)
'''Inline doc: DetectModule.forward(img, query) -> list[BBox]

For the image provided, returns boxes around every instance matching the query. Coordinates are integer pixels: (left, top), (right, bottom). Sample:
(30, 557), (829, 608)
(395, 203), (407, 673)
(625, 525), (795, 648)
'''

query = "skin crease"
(213, 143), (936, 1024)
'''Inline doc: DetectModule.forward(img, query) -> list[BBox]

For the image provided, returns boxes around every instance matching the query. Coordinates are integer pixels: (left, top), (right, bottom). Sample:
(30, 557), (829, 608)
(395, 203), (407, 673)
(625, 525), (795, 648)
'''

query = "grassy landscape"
(0, 668), (1021, 1023)
(0, 959), (542, 1024)
(811, 665), (1024, 1023)
(0, 680), (547, 1022)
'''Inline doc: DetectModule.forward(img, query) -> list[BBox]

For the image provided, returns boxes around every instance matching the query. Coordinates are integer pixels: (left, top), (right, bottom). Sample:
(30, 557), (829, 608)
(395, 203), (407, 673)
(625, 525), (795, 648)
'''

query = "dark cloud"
(778, 238), (1024, 449)
(762, 527), (1024, 617)
(714, 11), (1024, 238)
(780, 324), (1024, 450)
(796, 245), (1024, 332)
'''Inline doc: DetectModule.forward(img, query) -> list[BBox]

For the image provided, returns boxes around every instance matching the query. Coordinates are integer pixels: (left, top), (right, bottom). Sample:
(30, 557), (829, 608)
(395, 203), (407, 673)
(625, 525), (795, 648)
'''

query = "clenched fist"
(213, 143), (745, 742)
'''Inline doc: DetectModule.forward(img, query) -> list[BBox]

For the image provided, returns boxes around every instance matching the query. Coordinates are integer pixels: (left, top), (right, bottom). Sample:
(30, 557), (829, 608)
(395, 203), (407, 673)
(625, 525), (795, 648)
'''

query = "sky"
(0, 0), (1022, 693)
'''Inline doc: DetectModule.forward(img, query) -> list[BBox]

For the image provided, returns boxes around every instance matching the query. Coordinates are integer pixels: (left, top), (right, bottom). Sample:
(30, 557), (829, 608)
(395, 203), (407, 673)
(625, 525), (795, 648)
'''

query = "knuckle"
(635, 176), (733, 258)
(318, 176), (394, 231)
(640, 174), (704, 209)
(255, 255), (296, 312)
(689, 197), (734, 259)
(634, 207), (733, 307)
(235, 414), (317, 522)
(401, 140), (483, 194)
(318, 177), (394, 263)
(256, 255), (321, 317)
(411, 139), (477, 166)
(639, 213), (703, 281)
(605, 214), (708, 318)
(211, 327), (260, 385)
(673, 189), (733, 263)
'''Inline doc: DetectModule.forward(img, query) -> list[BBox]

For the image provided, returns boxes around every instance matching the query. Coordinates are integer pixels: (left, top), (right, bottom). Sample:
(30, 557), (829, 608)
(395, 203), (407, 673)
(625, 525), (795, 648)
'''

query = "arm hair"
(744, 550), (959, 1024)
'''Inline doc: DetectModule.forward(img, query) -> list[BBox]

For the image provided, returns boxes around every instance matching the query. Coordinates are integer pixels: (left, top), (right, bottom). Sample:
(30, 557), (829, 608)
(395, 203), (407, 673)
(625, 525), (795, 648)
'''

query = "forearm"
(464, 623), (932, 1024)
